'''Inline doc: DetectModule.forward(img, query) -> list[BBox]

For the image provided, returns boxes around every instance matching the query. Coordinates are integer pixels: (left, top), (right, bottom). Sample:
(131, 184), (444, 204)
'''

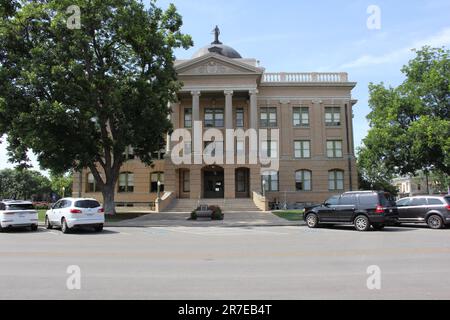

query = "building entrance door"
(203, 166), (224, 199)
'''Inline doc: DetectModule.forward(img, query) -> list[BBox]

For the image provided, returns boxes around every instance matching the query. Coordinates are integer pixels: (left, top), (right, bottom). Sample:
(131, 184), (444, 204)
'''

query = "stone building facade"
(72, 30), (358, 211)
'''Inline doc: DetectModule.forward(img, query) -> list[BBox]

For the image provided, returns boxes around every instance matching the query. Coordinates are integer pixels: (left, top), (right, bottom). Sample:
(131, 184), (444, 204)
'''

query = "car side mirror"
(324, 202), (330, 207)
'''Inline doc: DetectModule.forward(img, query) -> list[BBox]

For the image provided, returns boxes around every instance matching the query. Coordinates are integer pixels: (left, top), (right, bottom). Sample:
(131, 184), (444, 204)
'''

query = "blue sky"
(1, 0), (450, 173)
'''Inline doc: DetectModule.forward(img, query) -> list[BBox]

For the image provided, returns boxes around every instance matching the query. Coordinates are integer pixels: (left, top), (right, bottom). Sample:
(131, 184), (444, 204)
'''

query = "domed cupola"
(192, 26), (242, 59)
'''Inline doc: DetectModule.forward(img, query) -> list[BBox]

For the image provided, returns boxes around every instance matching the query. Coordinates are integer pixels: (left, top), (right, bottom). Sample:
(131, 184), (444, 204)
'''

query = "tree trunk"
(102, 184), (116, 215)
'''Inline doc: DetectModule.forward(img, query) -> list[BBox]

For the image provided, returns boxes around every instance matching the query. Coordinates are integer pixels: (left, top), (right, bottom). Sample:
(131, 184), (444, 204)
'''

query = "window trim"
(293, 107), (310, 127)
(118, 172), (134, 193)
(259, 107), (278, 128)
(326, 140), (343, 158)
(204, 108), (225, 128)
(294, 140), (311, 159)
(295, 170), (312, 191)
(262, 171), (279, 192)
(325, 107), (342, 127)
(328, 170), (344, 191)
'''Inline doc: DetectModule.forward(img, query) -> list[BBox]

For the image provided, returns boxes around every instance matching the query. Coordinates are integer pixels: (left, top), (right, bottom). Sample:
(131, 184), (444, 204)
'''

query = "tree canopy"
(0, 0), (192, 213)
(358, 46), (450, 191)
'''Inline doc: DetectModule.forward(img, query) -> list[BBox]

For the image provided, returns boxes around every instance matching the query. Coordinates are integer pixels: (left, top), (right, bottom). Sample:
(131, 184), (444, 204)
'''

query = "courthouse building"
(73, 28), (358, 212)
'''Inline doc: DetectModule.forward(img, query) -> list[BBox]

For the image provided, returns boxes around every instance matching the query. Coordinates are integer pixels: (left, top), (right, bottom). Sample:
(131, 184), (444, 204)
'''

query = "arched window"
(86, 173), (98, 193)
(118, 172), (134, 193)
(150, 172), (165, 193)
(295, 170), (312, 191)
(262, 171), (279, 192)
(329, 170), (344, 191)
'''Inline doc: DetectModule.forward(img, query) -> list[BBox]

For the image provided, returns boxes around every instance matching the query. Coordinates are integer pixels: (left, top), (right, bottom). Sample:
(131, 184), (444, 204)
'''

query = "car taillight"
(446, 205), (450, 211)
(375, 205), (384, 214)
(70, 209), (82, 214)
(98, 208), (104, 214)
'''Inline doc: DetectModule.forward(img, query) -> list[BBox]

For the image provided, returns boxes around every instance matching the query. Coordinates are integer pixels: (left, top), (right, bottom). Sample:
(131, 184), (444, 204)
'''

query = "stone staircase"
(163, 198), (262, 213)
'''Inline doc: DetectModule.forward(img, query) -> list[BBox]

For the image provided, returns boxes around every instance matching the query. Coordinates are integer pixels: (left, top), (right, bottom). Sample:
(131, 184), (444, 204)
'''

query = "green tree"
(358, 47), (450, 191)
(49, 172), (73, 198)
(0, 0), (192, 213)
(0, 168), (52, 200)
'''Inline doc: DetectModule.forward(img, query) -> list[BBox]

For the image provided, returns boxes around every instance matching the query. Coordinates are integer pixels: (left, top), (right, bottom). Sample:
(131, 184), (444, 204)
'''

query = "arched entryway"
(235, 168), (250, 198)
(202, 166), (224, 199)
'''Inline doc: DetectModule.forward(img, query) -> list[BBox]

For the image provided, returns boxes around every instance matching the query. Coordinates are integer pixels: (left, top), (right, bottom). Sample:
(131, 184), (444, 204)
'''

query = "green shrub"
(190, 210), (198, 220)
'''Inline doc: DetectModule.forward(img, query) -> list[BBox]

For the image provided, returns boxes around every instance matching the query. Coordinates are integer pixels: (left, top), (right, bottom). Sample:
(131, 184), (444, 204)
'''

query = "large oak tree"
(358, 47), (450, 191)
(0, 0), (192, 213)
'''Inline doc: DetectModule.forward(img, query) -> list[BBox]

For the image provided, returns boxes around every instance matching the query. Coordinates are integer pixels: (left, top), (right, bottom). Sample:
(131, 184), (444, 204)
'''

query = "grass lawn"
(273, 210), (305, 221)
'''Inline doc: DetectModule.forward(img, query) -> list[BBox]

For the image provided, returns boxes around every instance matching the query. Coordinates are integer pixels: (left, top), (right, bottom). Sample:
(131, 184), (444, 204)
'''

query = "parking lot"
(1, 224), (450, 300)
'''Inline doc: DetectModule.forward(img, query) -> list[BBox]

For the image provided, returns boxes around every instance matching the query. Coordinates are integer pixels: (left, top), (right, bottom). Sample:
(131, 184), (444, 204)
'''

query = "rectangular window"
(327, 140), (343, 158)
(293, 107), (309, 127)
(119, 173), (134, 193)
(260, 107), (277, 127)
(87, 173), (98, 193)
(325, 107), (341, 126)
(294, 140), (311, 158)
(329, 171), (344, 191)
(204, 108), (224, 127)
(183, 171), (190, 193)
(262, 171), (279, 192)
(296, 170), (312, 191)
(150, 173), (165, 193)
(184, 108), (192, 128)
(262, 140), (278, 159)
(236, 108), (244, 128)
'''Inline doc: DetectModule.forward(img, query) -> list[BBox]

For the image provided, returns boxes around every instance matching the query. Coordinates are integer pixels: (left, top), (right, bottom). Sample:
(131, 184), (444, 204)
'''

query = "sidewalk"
(105, 211), (305, 228)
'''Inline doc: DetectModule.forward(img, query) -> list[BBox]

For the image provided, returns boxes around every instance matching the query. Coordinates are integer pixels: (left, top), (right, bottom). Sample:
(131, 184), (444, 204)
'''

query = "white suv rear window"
(75, 200), (100, 208)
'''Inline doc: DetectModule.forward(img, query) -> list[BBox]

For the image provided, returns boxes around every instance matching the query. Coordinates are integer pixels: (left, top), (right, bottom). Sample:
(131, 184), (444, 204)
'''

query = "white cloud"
(339, 27), (450, 69)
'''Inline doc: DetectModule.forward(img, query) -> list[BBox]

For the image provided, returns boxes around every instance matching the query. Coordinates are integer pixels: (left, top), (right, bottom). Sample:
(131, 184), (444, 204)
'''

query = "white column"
(249, 89), (258, 129)
(224, 90), (234, 129)
(191, 91), (201, 122)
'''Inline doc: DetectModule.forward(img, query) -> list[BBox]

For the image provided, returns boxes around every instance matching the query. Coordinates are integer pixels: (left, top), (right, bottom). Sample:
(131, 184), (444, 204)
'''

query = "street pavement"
(1, 224), (450, 300)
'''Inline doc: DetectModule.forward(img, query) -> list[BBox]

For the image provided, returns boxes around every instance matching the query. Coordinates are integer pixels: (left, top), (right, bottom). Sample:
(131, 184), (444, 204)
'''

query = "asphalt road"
(1, 224), (450, 300)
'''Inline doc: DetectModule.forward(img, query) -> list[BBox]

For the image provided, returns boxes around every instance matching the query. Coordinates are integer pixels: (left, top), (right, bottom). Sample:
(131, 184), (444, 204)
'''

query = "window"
(123, 146), (135, 161)
(325, 196), (340, 206)
(262, 171), (279, 192)
(150, 172), (165, 193)
(329, 170), (344, 191)
(396, 198), (411, 207)
(294, 140), (311, 158)
(410, 198), (427, 206)
(339, 195), (356, 205)
(184, 108), (192, 128)
(359, 194), (378, 206)
(261, 140), (278, 158)
(327, 140), (343, 158)
(293, 107), (309, 127)
(236, 108), (244, 128)
(75, 200), (100, 208)
(427, 198), (443, 205)
(118, 172), (134, 193)
(86, 173), (98, 193)
(182, 171), (190, 193)
(260, 107), (277, 127)
(325, 107), (341, 126)
(295, 170), (312, 191)
(204, 108), (224, 127)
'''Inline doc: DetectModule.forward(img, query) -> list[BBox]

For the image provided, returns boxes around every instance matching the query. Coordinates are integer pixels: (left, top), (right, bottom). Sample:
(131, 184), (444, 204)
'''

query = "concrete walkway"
(106, 211), (305, 228)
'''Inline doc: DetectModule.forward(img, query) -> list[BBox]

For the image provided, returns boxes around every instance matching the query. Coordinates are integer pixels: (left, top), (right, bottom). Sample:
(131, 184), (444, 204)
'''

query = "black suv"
(304, 191), (398, 231)
(396, 196), (450, 229)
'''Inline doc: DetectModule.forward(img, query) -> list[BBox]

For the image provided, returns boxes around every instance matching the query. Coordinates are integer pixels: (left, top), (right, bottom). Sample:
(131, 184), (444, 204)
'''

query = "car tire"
(30, 225), (38, 232)
(94, 224), (104, 233)
(427, 215), (444, 230)
(372, 224), (385, 231)
(45, 216), (53, 230)
(305, 213), (319, 228)
(354, 215), (370, 232)
(61, 218), (70, 234)
(0, 224), (4, 233)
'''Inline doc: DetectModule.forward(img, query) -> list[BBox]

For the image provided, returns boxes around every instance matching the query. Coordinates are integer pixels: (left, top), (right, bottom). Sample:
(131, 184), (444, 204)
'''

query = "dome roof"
(192, 26), (242, 59)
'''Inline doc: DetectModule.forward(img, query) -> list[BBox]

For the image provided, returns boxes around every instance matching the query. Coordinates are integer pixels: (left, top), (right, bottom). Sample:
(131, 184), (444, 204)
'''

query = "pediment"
(176, 54), (263, 76)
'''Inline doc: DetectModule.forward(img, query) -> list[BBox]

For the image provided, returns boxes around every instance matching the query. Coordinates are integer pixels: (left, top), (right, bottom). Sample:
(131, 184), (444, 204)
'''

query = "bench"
(196, 205), (213, 219)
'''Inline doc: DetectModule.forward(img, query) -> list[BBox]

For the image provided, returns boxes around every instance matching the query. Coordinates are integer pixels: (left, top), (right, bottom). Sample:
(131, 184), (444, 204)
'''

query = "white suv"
(0, 200), (39, 232)
(45, 198), (105, 233)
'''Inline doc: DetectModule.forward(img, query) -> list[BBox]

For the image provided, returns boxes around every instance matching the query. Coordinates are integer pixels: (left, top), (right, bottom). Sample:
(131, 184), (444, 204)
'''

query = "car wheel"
(0, 224), (4, 233)
(61, 218), (70, 234)
(30, 225), (38, 232)
(306, 213), (319, 228)
(94, 224), (104, 233)
(45, 216), (53, 230)
(427, 215), (444, 230)
(354, 215), (370, 232)
(372, 224), (385, 231)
